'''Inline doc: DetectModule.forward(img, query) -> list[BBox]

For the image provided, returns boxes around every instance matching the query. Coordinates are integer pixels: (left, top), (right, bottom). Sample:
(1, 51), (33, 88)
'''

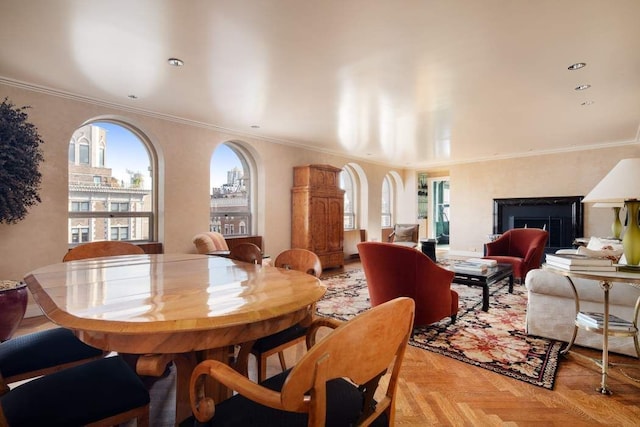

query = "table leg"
(173, 352), (198, 425)
(481, 283), (489, 312)
(508, 273), (514, 293)
(561, 276), (580, 356)
(597, 280), (612, 395)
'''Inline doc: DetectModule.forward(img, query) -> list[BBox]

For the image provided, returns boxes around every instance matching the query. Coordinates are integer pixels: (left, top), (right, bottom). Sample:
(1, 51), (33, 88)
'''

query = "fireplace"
(493, 196), (584, 253)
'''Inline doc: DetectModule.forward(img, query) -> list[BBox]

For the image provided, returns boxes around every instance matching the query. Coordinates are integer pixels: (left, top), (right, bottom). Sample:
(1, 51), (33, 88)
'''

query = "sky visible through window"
(210, 144), (242, 190)
(96, 122), (241, 192)
(95, 122), (151, 189)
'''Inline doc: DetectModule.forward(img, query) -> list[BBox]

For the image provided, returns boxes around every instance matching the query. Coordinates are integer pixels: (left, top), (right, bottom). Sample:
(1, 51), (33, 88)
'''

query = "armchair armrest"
(191, 359), (286, 423)
(305, 316), (344, 349)
(485, 235), (510, 256)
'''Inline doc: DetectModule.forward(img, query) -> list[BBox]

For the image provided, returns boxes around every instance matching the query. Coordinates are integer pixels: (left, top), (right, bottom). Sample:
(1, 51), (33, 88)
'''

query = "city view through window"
(210, 144), (250, 236)
(68, 122), (153, 244)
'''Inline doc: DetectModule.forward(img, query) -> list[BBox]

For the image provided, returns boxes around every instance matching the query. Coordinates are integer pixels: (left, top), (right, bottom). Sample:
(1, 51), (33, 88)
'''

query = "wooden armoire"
(291, 164), (345, 269)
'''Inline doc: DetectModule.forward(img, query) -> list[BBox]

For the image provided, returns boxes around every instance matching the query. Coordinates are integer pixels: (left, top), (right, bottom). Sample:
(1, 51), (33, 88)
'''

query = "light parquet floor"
(12, 259), (640, 426)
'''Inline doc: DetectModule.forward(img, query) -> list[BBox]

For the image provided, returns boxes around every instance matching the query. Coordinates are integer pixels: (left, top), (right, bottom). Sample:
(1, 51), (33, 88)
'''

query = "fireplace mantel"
(493, 196), (584, 253)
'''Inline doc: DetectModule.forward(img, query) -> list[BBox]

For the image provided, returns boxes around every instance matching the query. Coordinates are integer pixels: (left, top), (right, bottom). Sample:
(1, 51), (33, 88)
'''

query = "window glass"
(381, 175), (392, 227)
(340, 168), (355, 229)
(68, 121), (155, 244)
(79, 143), (89, 164)
(210, 143), (251, 236)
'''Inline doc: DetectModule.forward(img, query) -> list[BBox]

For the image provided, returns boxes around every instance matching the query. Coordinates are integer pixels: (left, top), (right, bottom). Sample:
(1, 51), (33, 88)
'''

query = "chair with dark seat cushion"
(0, 356), (150, 426)
(236, 248), (322, 382)
(189, 297), (415, 427)
(483, 228), (549, 283)
(229, 242), (263, 265)
(1, 241), (147, 395)
(357, 241), (458, 326)
(0, 328), (104, 393)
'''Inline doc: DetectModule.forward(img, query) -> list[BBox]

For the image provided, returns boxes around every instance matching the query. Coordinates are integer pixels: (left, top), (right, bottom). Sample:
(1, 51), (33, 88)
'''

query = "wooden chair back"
(229, 242), (263, 265)
(62, 241), (145, 262)
(274, 248), (322, 277)
(191, 297), (415, 426)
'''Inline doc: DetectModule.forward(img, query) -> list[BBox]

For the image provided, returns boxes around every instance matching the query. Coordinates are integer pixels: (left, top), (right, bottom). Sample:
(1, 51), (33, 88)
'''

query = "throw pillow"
(394, 226), (415, 242)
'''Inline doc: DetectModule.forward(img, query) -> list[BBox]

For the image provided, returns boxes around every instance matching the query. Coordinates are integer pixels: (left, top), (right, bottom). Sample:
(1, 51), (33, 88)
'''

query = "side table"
(542, 264), (640, 394)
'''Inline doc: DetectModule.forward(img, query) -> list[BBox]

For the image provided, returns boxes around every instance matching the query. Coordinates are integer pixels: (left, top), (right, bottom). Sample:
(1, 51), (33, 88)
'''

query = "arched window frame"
(340, 166), (357, 230)
(68, 120), (158, 245)
(210, 141), (256, 237)
(381, 174), (394, 228)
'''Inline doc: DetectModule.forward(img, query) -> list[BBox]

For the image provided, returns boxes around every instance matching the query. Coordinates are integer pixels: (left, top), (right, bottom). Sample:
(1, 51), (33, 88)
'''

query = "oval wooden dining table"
(23, 253), (326, 425)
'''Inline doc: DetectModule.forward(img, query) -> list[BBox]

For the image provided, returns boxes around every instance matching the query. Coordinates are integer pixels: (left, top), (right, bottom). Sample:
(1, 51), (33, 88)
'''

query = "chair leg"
(277, 351), (287, 372)
(258, 355), (268, 383)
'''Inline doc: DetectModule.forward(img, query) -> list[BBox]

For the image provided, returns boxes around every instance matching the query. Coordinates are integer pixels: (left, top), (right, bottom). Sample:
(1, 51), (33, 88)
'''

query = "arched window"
(210, 143), (253, 236)
(381, 174), (393, 227)
(340, 167), (356, 230)
(68, 121), (156, 244)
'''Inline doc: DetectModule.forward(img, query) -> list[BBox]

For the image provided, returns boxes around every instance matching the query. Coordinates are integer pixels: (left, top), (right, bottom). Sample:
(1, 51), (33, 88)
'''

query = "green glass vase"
(612, 207), (623, 239)
(622, 200), (640, 266)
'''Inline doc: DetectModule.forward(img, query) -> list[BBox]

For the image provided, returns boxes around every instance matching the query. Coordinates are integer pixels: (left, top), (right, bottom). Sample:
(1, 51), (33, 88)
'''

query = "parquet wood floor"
(11, 259), (640, 426)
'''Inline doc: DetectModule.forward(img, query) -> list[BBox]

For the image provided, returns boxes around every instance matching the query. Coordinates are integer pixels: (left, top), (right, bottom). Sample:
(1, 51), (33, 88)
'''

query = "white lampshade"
(592, 202), (624, 208)
(582, 158), (640, 203)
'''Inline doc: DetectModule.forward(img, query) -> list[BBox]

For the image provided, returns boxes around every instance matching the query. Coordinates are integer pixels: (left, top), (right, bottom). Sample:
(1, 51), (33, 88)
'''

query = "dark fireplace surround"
(493, 196), (584, 253)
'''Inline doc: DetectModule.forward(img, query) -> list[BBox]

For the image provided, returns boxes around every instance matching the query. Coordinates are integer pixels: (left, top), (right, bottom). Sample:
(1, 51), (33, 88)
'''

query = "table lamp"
(593, 202), (624, 240)
(582, 158), (640, 266)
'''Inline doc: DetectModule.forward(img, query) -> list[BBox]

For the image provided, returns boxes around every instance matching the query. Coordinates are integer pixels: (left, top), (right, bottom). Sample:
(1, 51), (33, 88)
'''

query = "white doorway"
(428, 177), (450, 245)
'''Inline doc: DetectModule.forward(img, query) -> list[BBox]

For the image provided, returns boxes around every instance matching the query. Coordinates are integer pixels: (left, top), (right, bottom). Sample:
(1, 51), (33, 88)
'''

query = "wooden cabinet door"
(310, 197), (329, 253)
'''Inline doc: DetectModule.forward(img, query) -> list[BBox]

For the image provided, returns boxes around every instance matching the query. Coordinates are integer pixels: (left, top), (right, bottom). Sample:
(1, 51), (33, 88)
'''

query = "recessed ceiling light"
(568, 62), (586, 70)
(127, 94), (138, 99)
(167, 58), (184, 67)
(581, 100), (594, 106)
(575, 84), (591, 91)
(250, 125), (260, 129)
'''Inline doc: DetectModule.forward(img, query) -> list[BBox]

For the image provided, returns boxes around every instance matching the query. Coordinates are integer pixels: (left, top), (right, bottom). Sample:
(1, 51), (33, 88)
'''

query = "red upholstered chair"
(357, 242), (458, 325)
(483, 228), (549, 282)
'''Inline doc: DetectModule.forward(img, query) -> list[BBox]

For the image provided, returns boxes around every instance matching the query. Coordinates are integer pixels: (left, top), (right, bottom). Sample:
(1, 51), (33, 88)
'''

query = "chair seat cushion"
(185, 369), (368, 427)
(1, 356), (149, 426)
(252, 324), (307, 353)
(0, 328), (103, 378)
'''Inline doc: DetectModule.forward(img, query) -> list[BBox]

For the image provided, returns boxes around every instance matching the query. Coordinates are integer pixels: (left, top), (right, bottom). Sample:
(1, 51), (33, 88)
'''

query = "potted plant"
(0, 98), (44, 339)
(0, 280), (28, 341)
(0, 97), (44, 224)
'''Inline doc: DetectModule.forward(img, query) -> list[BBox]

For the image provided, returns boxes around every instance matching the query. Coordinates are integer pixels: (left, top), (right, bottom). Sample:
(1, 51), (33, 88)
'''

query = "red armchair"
(357, 242), (458, 325)
(483, 228), (549, 282)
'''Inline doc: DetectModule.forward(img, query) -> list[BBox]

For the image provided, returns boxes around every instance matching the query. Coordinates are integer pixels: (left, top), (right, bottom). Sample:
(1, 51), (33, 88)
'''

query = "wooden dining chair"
(0, 241), (145, 397)
(229, 242), (263, 265)
(62, 240), (145, 262)
(0, 356), (150, 426)
(236, 248), (323, 382)
(190, 297), (415, 426)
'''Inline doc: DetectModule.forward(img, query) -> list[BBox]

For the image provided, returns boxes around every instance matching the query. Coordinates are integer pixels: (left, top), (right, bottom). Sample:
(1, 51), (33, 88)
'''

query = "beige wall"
(0, 84), (403, 299)
(446, 147), (640, 255)
(1, 82), (637, 316)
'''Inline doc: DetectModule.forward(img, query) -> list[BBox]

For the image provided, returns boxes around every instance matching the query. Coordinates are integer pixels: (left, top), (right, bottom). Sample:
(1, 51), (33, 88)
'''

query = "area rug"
(317, 269), (565, 390)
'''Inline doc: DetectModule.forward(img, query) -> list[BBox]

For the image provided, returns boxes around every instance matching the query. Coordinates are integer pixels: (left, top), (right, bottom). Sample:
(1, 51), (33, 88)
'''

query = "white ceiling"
(1, 0), (639, 168)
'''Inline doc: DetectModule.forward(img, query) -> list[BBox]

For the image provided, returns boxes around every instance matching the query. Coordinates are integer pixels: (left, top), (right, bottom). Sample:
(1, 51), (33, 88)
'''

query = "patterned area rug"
(317, 269), (565, 389)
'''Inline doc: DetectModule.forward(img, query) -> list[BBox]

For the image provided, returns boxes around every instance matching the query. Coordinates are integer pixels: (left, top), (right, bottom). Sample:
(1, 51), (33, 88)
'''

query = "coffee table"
(448, 263), (514, 311)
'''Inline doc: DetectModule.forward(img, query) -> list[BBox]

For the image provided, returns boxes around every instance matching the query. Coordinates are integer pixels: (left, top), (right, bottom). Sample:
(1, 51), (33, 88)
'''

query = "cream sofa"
(525, 238), (639, 357)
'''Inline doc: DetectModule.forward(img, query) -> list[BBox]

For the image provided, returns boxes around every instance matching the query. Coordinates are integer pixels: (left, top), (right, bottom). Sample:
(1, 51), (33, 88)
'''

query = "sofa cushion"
(525, 269), (638, 306)
(393, 226), (415, 242)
